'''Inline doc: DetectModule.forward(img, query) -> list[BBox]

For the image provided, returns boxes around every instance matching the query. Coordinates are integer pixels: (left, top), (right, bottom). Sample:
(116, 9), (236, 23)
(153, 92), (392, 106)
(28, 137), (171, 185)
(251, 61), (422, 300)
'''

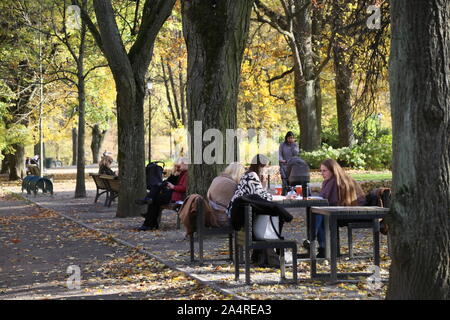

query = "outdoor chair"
(189, 197), (233, 265)
(234, 204), (298, 285)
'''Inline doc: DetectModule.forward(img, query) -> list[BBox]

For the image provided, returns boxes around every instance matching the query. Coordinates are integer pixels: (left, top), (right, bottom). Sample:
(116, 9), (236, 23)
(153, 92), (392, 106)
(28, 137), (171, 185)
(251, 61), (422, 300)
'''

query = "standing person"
(279, 131), (300, 194)
(98, 155), (116, 176)
(315, 158), (366, 258)
(138, 158), (188, 231)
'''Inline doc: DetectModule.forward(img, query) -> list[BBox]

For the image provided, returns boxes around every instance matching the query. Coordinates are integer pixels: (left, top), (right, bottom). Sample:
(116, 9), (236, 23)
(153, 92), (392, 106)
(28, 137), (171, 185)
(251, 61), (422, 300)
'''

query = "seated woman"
(228, 154), (272, 209)
(138, 158), (188, 231)
(315, 158), (366, 258)
(207, 162), (245, 227)
(98, 155), (116, 176)
(228, 154), (279, 266)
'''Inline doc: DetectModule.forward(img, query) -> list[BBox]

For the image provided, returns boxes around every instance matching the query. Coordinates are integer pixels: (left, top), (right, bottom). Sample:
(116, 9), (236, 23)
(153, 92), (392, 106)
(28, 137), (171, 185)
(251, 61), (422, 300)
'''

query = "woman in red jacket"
(138, 158), (189, 231)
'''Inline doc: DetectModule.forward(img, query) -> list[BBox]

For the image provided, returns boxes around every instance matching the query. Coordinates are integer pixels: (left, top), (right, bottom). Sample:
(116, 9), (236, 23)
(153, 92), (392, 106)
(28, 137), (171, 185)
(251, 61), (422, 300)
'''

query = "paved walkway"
(2, 180), (391, 299)
(0, 193), (226, 300)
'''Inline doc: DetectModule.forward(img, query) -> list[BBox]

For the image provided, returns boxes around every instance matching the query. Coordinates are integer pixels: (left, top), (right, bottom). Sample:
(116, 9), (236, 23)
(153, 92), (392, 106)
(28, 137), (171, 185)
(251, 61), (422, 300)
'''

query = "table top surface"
(311, 206), (389, 216)
(272, 195), (329, 207)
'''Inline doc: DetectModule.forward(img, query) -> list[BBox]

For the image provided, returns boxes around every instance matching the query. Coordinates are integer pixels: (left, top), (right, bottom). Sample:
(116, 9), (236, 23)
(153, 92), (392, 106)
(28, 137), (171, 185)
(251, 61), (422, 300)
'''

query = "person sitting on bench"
(137, 158), (188, 231)
(98, 154), (117, 176)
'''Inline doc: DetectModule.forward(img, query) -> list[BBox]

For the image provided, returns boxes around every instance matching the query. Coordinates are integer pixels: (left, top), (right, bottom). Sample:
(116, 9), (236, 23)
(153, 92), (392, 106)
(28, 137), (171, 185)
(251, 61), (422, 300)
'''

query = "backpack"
(365, 187), (391, 235)
(145, 161), (165, 190)
(365, 187), (391, 208)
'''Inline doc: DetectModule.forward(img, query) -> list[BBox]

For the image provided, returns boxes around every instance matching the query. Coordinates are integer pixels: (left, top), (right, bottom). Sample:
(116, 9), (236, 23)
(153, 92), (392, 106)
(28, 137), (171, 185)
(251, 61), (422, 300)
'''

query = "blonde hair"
(321, 158), (364, 206)
(223, 162), (245, 183)
(99, 155), (113, 167)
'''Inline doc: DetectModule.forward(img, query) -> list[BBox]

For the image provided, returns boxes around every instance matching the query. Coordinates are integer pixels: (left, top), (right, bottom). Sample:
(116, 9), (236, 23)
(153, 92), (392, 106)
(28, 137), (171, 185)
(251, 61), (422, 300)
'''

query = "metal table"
(310, 206), (389, 282)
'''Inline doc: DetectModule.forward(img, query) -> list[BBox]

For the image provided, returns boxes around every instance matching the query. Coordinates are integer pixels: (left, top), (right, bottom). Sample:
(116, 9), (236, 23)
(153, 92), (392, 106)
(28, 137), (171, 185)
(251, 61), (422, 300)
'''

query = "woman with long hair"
(227, 154), (272, 214)
(315, 158), (366, 257)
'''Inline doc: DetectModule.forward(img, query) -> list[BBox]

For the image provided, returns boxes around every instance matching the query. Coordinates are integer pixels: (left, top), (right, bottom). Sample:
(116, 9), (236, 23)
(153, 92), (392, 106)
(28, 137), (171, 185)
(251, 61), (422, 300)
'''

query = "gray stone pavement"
(2, 180), (391, 299)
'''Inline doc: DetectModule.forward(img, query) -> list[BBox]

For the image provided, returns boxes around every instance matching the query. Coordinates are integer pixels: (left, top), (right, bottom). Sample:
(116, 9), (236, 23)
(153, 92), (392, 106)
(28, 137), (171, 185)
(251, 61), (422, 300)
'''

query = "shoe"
(134, 198), (153, 205)
(316, 247), (326, 259)
(137, 225), (156, 231)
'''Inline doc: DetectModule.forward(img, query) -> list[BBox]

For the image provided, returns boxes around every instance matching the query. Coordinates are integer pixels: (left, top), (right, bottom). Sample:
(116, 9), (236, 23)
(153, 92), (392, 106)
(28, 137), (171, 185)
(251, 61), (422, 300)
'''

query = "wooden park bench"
(234, 204), (298, 285)
(188, 197), (233, 265)
(99, 174), (120, 207)
(159, 202), (183, 229)
(89, 173), (109, 205)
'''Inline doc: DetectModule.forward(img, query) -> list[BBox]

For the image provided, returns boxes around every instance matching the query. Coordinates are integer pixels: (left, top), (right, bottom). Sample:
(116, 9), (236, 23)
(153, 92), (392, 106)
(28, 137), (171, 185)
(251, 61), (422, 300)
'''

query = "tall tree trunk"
(34, 142), (44, 159)
(334, 44), (355, 147)
(179, 59), (186, 127)
(293, 1), (321, 151)
(91, 124), (107, 164)
(332, 2), (354, 148)
(387, 0), (450, 299)
(75, 15), (87, 199)
(7, 144), (25, 181)
(182, 0), (253, 197)
(90, 0), (176, 217)
(72, 127), (78, 166)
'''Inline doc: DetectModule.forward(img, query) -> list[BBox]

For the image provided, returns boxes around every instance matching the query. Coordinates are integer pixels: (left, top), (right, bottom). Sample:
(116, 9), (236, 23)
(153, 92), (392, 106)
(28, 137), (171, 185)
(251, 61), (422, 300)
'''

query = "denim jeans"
(314, 214), (326, 248)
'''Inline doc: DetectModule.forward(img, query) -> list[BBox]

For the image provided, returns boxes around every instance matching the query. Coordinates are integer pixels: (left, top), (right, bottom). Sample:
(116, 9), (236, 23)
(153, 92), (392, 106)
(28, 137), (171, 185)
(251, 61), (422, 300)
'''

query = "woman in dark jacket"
(278, 132), (300, 193)
(98, 155), (116, 176)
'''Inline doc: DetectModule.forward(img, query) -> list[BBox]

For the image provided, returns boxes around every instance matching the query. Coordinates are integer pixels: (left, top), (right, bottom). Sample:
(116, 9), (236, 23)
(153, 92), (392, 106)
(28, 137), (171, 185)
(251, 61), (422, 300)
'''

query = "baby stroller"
(135, 161), (165, 206)
(146, 161), (165, 191)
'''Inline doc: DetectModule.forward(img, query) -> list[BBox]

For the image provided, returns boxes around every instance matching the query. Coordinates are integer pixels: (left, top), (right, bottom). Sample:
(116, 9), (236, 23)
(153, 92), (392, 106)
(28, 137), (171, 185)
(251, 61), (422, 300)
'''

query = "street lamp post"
(147, 81), (153, 164)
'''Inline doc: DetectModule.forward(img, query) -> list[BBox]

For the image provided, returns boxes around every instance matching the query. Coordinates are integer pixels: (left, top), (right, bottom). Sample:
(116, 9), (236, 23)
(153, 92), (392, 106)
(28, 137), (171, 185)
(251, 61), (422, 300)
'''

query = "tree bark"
(387, 0), (450, 300)
(333, 44), (355, 147)
(75, 8), (87, 199)
(292, 1), (321, 151)
(72, 127), (78, 166)
(7, 144), (25, 180)
(34, 142), (45, 159)
(91, 0), (176, 217)
(182, 0), (254, 197)
(91, 124), (107, 164)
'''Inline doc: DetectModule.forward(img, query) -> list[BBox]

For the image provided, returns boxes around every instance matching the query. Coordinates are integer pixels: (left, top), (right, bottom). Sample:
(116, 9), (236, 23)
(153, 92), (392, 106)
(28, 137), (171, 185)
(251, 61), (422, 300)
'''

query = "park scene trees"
(0, 0), (448, 300)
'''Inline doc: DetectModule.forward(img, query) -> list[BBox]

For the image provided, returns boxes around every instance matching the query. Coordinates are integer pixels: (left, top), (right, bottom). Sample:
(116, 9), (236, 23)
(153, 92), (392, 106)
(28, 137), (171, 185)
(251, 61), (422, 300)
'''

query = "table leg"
(306, 207), (311, 241)
(373, 219), (381, 266)
(330, 217), (338, 282)
(310, 213), (317, 278)
(324, 215), (331, 260)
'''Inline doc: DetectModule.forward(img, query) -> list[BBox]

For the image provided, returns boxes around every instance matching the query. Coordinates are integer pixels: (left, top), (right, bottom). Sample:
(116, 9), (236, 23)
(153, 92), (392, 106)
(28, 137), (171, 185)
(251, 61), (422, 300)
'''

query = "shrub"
(301, 134), (392, 170)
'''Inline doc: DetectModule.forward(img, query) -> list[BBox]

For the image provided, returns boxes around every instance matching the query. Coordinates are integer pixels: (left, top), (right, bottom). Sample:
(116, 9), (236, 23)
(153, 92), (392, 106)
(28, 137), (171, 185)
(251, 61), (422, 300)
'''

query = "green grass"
(310, 172), (392, 183)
